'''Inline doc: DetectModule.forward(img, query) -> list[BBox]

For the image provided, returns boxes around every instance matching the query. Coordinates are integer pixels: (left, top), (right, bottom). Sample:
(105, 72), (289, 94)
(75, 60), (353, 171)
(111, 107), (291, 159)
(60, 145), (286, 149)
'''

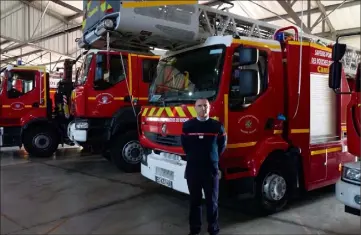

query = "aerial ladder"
(78, 0), (360, 76)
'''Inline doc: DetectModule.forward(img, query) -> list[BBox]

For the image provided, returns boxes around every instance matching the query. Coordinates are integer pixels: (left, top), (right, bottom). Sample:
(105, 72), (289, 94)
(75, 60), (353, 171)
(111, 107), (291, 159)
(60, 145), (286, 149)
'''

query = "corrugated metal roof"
(1, 0), (359, 71)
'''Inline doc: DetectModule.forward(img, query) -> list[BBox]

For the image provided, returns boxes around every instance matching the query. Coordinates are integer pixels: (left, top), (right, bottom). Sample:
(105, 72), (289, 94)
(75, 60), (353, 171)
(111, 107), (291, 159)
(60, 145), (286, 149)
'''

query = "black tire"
(23, 126), (60, 158)
(110, 130), (143, 173)
(254, 161), (291, 215)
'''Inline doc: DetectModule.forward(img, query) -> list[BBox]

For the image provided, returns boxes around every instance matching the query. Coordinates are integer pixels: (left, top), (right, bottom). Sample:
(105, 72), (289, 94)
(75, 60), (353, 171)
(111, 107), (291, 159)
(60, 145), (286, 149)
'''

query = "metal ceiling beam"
(307, 0), (311, 29)
(19, 0), (69, 24)
(315, 0), (336, 36)
(315, 27), (361, 39)
(290, 0), (297, 7)
(67, 12), (83, 21)
(0, 35), (78, 60)
(0, 49), (43, 64)
(50, 0), (82, 14)
(261, 0), (358, 22)
(0, 40), (12, 45)
(0, 25), (81, 53)
(276, 0), (311, 33)
(1, 4), (25, 21)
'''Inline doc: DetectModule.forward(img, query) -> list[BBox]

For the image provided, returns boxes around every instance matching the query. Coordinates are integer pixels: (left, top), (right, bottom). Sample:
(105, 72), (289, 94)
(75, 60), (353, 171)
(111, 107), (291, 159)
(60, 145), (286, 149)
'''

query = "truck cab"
(0, 66), (61, 157)
(67, 49), (160, 172)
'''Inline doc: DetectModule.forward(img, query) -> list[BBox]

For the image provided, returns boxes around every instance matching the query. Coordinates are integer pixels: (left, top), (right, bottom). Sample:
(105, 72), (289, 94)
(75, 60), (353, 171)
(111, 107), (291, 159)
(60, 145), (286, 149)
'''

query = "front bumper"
(336, 179), (360, 215)
(0, 126), (22, 147)
(67, 119), (109, 145)
(141, 151), (192, 196)
(67, 121), (87, 143)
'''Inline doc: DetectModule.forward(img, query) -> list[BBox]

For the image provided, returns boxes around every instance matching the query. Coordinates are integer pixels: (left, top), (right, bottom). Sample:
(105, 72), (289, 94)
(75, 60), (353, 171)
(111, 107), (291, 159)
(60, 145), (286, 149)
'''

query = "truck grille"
(144, 132), (181, 147)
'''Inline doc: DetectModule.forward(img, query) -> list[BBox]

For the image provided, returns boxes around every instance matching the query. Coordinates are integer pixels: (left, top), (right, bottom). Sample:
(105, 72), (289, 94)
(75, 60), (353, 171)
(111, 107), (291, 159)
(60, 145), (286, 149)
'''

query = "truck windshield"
(6, 70), (35, 99)
(148, 45), (225, 103)
(78, 53), (93, 85)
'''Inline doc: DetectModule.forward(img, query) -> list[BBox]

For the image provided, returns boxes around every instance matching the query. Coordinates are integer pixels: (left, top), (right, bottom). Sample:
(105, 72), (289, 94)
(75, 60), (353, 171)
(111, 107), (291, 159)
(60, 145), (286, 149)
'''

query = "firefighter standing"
(181, 98), (227, 235)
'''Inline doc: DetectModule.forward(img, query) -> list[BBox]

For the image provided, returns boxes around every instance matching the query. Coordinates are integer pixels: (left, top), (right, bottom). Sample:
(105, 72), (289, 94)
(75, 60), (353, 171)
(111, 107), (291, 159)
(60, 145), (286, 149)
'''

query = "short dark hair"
(195, 98), (209, 103)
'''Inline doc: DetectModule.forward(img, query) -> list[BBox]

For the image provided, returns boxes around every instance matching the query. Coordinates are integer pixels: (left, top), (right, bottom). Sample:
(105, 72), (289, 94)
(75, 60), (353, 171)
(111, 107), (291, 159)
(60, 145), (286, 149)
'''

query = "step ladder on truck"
(77, 0), (360, 213)
(329, 32), (361, 216)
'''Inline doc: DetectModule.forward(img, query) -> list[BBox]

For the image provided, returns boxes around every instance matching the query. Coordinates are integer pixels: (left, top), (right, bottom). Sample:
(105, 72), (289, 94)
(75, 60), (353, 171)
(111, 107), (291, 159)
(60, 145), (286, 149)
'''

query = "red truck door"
(86, 52), (131, 117)
(0, 68), (44, 126)
(132, 55), (160, 103)
(226, 46), (284, 159)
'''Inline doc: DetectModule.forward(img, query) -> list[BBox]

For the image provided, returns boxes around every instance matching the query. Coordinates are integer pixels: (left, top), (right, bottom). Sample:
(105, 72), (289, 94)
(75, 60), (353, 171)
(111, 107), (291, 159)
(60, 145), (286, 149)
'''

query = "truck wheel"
(110, 130), (143, 173)
(255, 162), (291, 214)
(23, 126), (60, 158)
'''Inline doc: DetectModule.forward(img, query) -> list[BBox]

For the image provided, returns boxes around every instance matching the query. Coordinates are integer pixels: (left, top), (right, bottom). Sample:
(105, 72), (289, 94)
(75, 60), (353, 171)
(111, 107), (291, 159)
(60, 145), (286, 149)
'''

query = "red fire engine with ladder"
(79, 0), (361, 213)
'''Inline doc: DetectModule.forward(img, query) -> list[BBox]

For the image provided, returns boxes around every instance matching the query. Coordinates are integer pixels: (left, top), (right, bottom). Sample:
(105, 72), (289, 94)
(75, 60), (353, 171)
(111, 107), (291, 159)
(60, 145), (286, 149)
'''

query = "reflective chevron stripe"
(141, 106), (219, 121)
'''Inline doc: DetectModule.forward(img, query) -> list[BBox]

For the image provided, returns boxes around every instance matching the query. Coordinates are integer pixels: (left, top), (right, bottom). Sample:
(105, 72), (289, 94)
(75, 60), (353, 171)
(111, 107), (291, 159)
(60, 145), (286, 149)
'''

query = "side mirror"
(329, 61), (342, 89)
(238, 69), (259, 97)
(238, 47), (259, 66)
(332, 43), (346, 61)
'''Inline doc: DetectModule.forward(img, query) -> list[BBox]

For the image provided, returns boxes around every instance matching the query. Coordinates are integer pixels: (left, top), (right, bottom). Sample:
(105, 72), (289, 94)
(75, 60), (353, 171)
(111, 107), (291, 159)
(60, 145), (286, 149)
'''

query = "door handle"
(32, 102), (39, 108)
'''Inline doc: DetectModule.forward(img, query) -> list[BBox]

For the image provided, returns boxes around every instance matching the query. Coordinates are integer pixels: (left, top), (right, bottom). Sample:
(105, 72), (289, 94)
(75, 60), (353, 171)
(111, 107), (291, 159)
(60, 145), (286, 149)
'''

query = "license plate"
(155, 176), (173, 188)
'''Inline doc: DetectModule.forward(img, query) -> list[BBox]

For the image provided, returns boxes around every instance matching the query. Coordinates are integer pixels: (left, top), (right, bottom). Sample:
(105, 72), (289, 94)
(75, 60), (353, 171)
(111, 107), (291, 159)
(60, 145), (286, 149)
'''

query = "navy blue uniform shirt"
(181, 117), (227, 176)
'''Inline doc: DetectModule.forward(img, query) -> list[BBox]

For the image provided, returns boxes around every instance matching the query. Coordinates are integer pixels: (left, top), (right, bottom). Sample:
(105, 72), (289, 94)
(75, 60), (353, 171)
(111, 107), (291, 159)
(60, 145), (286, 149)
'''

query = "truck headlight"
(75, 121), (88, 130)
(342, 166), (361, 183)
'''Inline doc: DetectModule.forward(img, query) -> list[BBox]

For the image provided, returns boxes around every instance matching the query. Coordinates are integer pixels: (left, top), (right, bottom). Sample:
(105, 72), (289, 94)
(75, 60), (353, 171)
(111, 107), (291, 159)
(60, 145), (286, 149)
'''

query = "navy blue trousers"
(186, 172), (219, 235)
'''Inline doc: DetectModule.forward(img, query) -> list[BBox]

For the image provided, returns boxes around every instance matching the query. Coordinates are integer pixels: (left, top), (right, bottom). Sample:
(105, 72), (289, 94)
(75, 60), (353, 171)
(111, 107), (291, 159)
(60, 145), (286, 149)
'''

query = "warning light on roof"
(275, 32), (285, 43)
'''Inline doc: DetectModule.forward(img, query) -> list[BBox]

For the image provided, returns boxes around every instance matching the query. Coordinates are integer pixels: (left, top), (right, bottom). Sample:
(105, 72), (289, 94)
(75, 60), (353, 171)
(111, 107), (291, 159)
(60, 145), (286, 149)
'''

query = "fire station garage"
(1, 0), (360, 234)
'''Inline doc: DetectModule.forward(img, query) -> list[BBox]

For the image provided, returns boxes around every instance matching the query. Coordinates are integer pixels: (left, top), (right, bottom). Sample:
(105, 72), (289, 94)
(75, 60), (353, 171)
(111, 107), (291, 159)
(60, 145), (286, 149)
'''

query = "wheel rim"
(122, 140), (143, 164)
(33, 134), (51, 149)
(262, 173), (287, 201)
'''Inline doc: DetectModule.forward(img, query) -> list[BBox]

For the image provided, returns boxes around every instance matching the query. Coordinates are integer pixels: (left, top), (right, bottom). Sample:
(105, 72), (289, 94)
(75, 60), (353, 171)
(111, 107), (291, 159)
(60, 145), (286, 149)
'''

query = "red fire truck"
(0, 53), (83, 156)
(0, 65), (67, 156)
(139, 33), (360, 213)
(77, 1), (359, 212)
(67, 49), (160, 172)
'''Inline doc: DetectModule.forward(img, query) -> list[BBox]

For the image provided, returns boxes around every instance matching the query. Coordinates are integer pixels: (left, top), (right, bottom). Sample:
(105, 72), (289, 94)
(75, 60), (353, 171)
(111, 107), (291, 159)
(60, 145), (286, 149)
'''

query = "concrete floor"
(1, 147), (360, 235)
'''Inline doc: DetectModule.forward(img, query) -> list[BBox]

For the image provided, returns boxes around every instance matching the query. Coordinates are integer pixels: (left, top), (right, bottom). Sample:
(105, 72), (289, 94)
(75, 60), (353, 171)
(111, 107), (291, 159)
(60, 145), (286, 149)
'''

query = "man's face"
(195, 99), (210, 118)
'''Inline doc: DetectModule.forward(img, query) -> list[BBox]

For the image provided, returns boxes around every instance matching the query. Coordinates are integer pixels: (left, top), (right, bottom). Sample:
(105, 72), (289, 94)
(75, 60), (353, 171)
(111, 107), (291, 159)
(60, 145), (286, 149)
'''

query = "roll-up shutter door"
(310, 73), (337, 144)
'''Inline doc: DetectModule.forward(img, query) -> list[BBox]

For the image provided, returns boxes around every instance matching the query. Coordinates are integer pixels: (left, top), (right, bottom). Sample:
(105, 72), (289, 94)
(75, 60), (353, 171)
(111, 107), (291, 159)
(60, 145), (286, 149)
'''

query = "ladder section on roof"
(79, 1), (360, 75)
(197, 4), (360, 76)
